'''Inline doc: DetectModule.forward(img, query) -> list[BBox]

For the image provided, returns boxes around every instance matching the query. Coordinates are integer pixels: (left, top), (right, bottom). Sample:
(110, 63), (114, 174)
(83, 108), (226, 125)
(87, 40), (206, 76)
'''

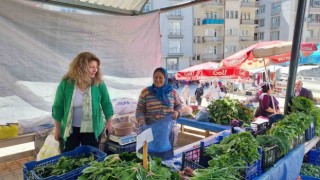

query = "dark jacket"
(297, 87), (313, 100)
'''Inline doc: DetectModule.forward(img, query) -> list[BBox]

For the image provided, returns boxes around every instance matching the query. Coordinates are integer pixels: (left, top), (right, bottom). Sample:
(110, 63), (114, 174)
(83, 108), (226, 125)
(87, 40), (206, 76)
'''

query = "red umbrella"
(175, 62), (250, 81)
(221, 41), (318, 69)
(221, 41), (292, 69)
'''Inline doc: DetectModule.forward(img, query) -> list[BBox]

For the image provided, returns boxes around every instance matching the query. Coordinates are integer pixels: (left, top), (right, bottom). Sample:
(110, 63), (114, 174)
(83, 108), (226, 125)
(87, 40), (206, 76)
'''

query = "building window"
(258, 32), (264, 40)
(168, 40), (181, 53)
(311, 0), (320, 7)
(226, 10), (239, 19)
(226, 29), (237, 35)
(169, 21), (181, 35)
(197, 36), (201, 43)
(241, 12), (250, 20)
(271, 17), (280, 28)
(270, 31), (280, 40)
(307, 30), (313, 38)
(167, 58), (178, 71)
(169, 9), (181, 16)
(259, 19), (265, 27)
(271, 2), (281, 15)
(260, 5), (265, 14)
(205, 28), (218, 36)
(206, 11), (213, 19)
(197, 18), (201, 25)
(142, 1), (151, 12)
(225, 46), (237, 53)
(241, 30), (249, 36)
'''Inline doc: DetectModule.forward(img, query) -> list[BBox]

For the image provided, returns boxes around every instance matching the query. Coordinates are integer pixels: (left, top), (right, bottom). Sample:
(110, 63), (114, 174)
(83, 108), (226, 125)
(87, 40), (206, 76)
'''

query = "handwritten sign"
(136, 128), (153, 152)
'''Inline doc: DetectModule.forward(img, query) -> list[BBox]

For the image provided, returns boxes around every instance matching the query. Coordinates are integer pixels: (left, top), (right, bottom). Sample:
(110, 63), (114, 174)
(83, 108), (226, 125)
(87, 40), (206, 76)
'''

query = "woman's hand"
(172, 110), (180, 120)
(53, 127), (60, 141)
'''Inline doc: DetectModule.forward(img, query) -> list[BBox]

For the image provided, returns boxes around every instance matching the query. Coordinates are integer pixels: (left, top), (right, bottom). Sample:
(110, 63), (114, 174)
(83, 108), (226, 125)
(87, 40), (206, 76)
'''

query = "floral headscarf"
(148, 67), (173, 106)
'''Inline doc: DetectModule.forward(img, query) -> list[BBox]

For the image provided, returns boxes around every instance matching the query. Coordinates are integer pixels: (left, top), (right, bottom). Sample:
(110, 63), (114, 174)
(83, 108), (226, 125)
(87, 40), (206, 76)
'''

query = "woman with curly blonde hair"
(52, 52), (114, 152)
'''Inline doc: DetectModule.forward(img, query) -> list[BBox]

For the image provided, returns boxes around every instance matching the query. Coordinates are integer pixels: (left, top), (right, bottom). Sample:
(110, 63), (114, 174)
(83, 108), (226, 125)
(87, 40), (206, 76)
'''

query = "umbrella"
(221, 41), (292, 70)
(221, 41), (319, 70)
(175, 62), (250, 81)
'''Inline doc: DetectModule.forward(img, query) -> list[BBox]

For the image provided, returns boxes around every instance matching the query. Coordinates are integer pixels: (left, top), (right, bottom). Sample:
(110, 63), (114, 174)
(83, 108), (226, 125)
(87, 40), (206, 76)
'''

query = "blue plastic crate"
(106, 141), (136, 154)
(300, 175), (320, 180)
(23, 145), (106, 180)
(181, 142), (262, 180)
(308, 148), (320, 166)
(245, 147), (262, 180)
(305, 117), (316, 141)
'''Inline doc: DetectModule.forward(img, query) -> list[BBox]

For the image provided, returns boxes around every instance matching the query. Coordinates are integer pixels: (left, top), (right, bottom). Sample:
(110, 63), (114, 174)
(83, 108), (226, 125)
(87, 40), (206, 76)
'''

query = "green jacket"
(52, 79), (114, 140)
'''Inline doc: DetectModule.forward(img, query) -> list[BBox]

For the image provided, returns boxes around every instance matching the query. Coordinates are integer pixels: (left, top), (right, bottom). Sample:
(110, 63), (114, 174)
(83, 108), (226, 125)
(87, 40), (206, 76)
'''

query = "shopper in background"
(295, 79), (313, 100)
(52, 52), (114, 152)
(206, 80), (221, 101)
(136, 67), (182, 159)
(181, 84), (190, 105)
(194, 84), (204, 106)
(254, 82), (281, 118)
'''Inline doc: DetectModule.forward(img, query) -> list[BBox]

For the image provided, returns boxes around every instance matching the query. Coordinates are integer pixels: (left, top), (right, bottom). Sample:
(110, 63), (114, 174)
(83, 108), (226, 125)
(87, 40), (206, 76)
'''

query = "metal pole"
(284, 0), (307, 114)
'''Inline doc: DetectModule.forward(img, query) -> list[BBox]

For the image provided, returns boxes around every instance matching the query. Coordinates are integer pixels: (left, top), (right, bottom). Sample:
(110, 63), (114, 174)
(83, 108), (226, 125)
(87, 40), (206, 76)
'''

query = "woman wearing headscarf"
(254, 82), (281, 118)
(136, 67), (182, 159)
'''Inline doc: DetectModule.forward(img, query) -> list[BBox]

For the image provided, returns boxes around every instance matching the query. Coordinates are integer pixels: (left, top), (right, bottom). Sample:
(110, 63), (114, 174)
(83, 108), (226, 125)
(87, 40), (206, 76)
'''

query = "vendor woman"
(135, 67), (182, 159)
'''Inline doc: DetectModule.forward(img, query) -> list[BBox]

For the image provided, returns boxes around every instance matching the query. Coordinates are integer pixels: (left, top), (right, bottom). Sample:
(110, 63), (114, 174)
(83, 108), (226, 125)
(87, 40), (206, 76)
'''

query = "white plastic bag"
(111, 98), (137, 115)
(36, 134), (60, 161)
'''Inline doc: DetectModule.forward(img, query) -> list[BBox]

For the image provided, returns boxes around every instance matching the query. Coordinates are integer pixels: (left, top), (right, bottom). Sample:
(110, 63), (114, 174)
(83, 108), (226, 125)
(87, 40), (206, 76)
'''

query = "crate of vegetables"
(300, 163), (320, 180)
(23, 145), (106, 180)
(181, 142), (211, 170)
(261, 144), (278, 171)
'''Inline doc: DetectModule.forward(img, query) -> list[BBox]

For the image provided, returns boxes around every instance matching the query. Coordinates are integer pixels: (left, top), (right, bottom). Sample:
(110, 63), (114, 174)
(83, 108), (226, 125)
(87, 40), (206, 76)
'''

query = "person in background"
(136, 67), (182, 159)
(254, 82), (281, 118)
(295, 79), (313, 100)
(206, 80), (221, 101)
(195, 84), (204, 106)
(52, 52), (114, 152)
(181, 84), (190, 105)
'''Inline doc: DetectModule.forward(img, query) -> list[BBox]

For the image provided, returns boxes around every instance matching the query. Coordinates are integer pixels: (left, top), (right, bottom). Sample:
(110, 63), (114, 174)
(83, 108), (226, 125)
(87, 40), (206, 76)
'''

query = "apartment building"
(255, 0), (320, 43)
(192, 0), (258, 66)
(145, 0), (193, 77)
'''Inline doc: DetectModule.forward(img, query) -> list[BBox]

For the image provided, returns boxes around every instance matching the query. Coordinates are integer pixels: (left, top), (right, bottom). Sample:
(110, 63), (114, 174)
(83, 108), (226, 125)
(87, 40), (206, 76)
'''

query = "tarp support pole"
(284, 0), (307, 114)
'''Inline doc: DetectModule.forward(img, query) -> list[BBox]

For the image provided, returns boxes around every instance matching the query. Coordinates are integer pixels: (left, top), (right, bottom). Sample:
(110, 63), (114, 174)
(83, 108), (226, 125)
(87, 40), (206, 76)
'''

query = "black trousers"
(63, 127), (100, 153)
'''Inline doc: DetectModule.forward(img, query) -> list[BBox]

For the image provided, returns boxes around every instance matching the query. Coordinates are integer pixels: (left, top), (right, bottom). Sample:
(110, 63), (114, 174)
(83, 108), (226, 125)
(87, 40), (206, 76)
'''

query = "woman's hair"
(153, 67), (166, 77)
(63, 52), (103, 86)
(261, 82), (274, 93)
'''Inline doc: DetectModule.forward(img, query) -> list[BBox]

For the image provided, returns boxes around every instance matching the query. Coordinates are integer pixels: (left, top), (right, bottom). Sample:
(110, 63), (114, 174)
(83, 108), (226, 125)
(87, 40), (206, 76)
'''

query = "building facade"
(255, 0), (320, 43)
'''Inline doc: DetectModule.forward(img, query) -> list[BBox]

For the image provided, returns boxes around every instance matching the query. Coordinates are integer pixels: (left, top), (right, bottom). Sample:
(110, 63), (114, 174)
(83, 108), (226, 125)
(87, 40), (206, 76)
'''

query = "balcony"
(239, 36), (255, 41)
(202, 53), (223, 60)
(271, 25), (280, 30)
(168, 30), (183, 38)
(202, 36), (223, 43)
(309, 5), (320, 14)
(306, 37), (320, 42)
(202, 0), (224, 8)
(240, 19), (257, 25)
(168, 52), (183, 57)
(167, 14), (183, 20)
(202, 18), (224, 25)
(240, 1), (258, 8)
(307, 20), (320, 28)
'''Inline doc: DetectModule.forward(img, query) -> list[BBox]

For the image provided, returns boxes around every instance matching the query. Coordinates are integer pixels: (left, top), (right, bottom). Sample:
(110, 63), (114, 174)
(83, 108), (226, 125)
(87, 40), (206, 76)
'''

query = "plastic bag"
(173, 122), (181, 146)
(0, 124), (18, 140)
(36, 134), (60, 161)
(195, 108), (209, 122)
(181, 106), (193, 117)
(112, 98), (137, 115)
(139, 115), (173, 153)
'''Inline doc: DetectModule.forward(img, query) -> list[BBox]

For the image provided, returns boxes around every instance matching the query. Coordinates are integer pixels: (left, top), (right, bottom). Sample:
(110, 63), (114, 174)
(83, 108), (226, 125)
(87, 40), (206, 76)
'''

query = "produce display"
(190, 132), (260, 179)
(32, 153), (95, 178)
(290, 96), (320, 136)
(78, 152), (180, 180)
(207, 99), (254, 125)
(300, 163), (320, 178)
(256, 135), (290, 158)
